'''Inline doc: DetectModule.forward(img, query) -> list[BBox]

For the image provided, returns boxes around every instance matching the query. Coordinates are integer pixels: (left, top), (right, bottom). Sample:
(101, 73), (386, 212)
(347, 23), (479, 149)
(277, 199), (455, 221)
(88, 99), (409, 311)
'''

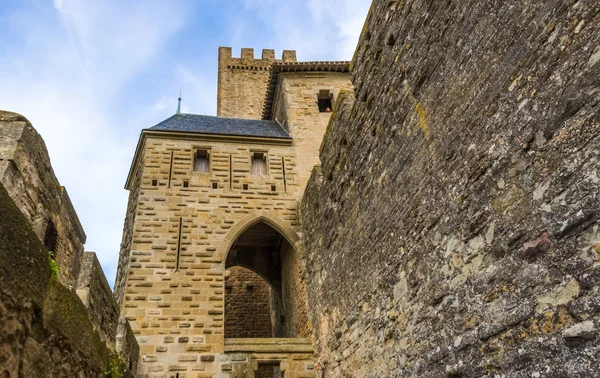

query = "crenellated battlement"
(217, 46), (296, 119)
(218, 46), (297, 64)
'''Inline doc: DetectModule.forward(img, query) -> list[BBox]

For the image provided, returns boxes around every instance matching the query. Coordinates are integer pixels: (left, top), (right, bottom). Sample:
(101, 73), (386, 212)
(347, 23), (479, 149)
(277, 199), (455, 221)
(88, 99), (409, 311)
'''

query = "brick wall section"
(217, 47), (296, 120)
(0, 183), (134, 377)
(225, 266), (274, 338)
(0, 110), (86, 287)
(300, 1), (600, 377)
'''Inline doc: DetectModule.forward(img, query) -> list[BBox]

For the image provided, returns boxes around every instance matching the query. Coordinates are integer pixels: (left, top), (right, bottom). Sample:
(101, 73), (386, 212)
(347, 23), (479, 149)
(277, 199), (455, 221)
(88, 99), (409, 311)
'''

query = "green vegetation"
(104, 356), (123, 378)
(49, 253), (58, 279)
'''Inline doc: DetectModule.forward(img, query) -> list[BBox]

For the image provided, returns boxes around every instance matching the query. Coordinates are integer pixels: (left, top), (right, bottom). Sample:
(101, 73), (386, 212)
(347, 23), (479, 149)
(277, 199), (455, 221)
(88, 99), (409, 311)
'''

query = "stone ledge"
(224, 338), (313, 353)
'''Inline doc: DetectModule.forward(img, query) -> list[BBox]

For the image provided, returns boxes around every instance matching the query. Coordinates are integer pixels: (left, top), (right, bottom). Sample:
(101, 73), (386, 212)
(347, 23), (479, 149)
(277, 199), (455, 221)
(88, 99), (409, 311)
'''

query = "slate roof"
(146, 113), (291, 139)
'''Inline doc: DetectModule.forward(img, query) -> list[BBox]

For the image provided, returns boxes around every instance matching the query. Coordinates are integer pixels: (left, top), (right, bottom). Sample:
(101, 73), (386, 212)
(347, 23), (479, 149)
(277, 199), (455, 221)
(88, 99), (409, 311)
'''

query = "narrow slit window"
(271, 185), (276, 192)
(212, 182), (218, 189)
(318, 90), (333, 112)
(251, 152), (267, 175)
(183, 180), (189, 188)
(151, 179), (158, 186)
(193, 149), (210, 173)
(44, 220), (59, 258)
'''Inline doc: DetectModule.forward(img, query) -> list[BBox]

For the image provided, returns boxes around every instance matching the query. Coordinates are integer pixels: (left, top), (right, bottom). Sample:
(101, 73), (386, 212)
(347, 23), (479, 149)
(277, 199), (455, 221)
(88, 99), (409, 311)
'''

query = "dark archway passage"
(224, 221), (311, 339)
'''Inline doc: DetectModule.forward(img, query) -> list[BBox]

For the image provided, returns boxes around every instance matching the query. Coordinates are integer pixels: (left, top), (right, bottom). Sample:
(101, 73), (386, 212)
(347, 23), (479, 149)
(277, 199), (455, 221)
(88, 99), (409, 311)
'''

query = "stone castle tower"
(114, 47), (352, 377)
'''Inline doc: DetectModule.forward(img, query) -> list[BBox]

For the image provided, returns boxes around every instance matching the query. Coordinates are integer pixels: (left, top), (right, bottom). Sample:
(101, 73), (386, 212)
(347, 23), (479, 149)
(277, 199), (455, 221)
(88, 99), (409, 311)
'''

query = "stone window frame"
(192, 147), (211, 174)
(250, 150), (269, 176)
(317, 89), (333, 113)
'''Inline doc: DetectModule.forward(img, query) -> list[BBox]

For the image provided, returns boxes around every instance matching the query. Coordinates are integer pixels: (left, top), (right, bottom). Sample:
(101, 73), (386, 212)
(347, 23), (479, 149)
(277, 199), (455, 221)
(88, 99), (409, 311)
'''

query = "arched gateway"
(114, 46), (352, 377)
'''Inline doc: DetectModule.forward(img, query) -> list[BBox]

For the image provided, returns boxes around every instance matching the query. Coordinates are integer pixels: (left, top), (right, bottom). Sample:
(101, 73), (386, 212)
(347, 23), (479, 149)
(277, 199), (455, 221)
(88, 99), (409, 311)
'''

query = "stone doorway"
(224, 221), (310, 338)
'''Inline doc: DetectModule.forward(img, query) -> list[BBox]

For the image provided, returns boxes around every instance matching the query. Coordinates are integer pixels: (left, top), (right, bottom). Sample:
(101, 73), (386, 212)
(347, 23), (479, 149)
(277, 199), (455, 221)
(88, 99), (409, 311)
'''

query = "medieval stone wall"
(118, 135), (306, 376)
(272, 72), (353, 190)
(0, 183), (134, 378)
(217, 47), (296, 120)
(115, 155), (145, 308)
(0, 110), (86, 287)
(301, 0), (600, 377)
(225, 266), (274, 338)
(275, 241), (311, 339)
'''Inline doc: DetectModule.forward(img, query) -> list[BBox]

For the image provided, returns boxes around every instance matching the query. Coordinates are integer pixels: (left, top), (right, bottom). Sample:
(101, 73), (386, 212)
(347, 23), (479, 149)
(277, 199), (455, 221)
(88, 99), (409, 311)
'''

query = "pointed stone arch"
(218, 211), (300, 267)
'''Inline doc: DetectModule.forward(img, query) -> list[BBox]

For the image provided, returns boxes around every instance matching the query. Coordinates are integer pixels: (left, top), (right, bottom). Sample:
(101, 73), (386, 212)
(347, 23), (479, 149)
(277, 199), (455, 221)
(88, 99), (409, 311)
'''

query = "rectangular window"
(44, 220), (59, 258)
(193, 149), (210, 173)
(251, 152), (267, 175)
(318, 89), (333, 112)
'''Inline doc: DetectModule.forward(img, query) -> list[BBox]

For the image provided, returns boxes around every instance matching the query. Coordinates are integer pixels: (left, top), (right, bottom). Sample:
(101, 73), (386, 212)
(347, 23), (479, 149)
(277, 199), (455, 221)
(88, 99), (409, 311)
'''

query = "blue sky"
(0, 0), (370, 287)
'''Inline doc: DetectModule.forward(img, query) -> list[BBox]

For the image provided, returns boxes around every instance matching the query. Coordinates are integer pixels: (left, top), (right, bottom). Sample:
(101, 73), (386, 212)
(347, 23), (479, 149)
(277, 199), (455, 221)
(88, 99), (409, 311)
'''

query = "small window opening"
(212, 182), (218, 189)
(151, 179), (158, 186)
(243, 184), (249, 191)
(271, 185), (276, 192)
(251, 152), (267, 175)
(183, 181), (189, 188)
(193, 149), (210, 173)
(318, 90), (333, 112)
(44, 220), (59, 258)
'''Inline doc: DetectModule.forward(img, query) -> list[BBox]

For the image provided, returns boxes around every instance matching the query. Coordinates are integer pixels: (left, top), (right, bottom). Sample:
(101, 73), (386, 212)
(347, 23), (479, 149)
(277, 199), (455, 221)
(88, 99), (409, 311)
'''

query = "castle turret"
(216, 47), (296, 120)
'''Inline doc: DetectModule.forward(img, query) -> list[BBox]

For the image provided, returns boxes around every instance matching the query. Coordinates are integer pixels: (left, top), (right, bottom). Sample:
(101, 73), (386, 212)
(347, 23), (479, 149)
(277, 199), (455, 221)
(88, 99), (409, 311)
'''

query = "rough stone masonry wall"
(225, 266), (274, 338)
(217, 47), (297, 120)
(0, 110), (86, 287)
(273, 73), (354, 190)
(118, 136), (306, 377)
(274, 241), (311, 339)
(301, 1), (600, 377)
(76, 251), (140, 372)
(0, 183), (134, 378)
(115, 154), (145, 308)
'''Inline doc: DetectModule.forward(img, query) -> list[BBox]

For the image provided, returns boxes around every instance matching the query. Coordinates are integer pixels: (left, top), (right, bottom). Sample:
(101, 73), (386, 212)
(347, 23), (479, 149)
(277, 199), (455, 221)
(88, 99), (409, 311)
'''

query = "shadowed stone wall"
(301, 1), (600, 376)
(225, 266), (274, 338)
(0, 110), (86, 287)
(0, 183), (134, 378)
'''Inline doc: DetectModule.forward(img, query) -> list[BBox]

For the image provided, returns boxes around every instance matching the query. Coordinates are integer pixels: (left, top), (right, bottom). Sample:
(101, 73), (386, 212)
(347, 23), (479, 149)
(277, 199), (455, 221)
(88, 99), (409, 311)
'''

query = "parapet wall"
(76, 251), (140, 372)
(0, 110), (86, 287)
(217, 47), (296, 119)
(0, 110), (139, 377)
(0, 183), (134, 377)
(301, 0), (600, 376)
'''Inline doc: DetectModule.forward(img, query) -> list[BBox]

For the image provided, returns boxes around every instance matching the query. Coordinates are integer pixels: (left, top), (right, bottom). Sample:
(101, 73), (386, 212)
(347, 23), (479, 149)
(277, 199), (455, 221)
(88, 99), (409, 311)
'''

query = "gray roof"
(146, 113), (291, 139)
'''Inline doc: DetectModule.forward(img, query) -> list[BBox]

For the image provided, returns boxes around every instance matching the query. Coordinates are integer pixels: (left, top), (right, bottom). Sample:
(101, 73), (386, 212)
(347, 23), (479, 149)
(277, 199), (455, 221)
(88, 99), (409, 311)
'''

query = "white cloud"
(53, 0), (64, 10)
(239, 0), (371, 61)
(0, 0), (193, 286)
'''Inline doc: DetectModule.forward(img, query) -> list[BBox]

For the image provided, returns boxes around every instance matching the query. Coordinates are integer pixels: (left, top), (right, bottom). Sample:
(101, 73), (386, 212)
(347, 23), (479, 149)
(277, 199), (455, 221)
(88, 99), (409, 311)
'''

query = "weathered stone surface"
(301, 0), (600, 376)
(76, 251), (121, 345)
(0, 183), (134, 377)
(225, 266), (274, 338)
(562, 320), (596, 341)
(0, 110), (86, 287)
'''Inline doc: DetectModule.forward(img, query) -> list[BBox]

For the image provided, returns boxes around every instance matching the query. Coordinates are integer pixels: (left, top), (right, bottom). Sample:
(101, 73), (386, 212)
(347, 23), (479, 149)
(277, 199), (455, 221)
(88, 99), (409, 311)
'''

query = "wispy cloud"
(0, 0), (194, 285)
